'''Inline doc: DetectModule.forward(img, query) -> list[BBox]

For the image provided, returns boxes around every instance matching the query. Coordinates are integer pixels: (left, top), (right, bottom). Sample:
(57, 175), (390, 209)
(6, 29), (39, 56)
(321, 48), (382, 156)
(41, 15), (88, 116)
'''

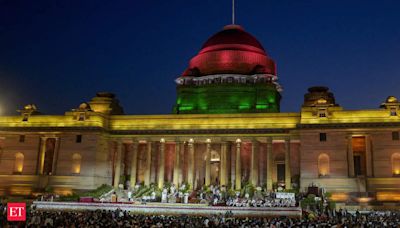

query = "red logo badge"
(7, 202), (26, 221)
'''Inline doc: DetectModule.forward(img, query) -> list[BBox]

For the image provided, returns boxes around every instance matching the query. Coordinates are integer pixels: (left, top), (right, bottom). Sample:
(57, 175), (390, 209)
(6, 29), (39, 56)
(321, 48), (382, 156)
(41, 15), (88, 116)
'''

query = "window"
(19, 135), (25, 143)
(72, 153), (82, 174)
(392, 153), (400, 176)
(390, 108), (397, 116)
(318, 109), (327, 118)
(14, 152), (24, 174)
(319, 133), (327, 142)
(392, 132), (399, 141)
(78, 113), (85, 121)
(76, 135), (82, 143)
(318, 153), (330, 176)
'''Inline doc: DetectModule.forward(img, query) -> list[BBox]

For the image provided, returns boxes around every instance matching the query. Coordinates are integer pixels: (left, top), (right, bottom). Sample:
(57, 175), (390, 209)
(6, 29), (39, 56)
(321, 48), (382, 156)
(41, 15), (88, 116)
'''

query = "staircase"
(301, 178), (359, 193)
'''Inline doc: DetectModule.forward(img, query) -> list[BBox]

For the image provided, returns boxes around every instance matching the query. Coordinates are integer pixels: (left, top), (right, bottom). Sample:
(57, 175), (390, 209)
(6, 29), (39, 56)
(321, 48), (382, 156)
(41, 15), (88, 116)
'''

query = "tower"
(174, 25), (282, 114)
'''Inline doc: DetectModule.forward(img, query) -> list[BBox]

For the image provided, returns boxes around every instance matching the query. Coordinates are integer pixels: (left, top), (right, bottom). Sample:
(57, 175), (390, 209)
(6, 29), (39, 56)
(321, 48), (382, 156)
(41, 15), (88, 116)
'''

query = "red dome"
(182, 25), (276, 76)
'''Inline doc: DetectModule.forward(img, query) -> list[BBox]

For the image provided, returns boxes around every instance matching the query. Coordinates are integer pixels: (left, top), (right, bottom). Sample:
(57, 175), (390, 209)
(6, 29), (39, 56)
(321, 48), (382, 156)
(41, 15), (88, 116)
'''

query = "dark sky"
(1, 1), (400, 115)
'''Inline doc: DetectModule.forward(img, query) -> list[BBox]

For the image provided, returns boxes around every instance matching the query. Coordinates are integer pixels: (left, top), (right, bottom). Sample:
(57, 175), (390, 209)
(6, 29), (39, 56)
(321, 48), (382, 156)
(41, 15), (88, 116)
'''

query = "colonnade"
(112, 137), (292, 191)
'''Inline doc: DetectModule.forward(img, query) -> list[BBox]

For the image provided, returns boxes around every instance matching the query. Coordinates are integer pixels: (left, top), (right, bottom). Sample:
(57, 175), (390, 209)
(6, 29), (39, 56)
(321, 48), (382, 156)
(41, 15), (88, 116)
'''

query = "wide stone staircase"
(302, 178), (360, 193)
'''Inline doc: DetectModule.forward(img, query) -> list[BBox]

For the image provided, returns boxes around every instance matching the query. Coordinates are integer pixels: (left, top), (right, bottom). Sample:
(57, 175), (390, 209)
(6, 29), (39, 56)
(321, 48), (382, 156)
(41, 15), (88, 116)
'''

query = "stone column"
(347, 136), (355, 177)
(266, 137), (273, 191)
(235, 139), (242, 190)
(158, 139), (166, 189)
(38, 137), (47, 175)
(250, 140), (259, 186)
(220, 142), (228, 186)
(205, 139), (211, 186)
(179, 142), (185, 184)
(51, 138), (60, 175)
(144, 141), (152, 186)
(173, 141), (181, 187)
(365, 135), (372, 177)
(113, 141), (123, 188)
(188, 139), (194, 189)
(130, 140), (138, 188)
(284, 138), (291, 189)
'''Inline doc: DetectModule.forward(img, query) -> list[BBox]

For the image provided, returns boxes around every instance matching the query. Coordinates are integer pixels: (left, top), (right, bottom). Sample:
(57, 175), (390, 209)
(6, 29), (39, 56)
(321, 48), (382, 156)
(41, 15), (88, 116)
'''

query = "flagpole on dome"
(232, 0), (235, 25)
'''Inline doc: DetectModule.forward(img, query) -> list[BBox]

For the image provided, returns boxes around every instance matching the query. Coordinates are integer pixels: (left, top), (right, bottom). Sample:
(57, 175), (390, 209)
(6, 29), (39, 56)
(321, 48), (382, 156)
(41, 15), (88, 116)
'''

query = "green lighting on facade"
(174, 82), (281, 114)
(256, 104), (268, 109)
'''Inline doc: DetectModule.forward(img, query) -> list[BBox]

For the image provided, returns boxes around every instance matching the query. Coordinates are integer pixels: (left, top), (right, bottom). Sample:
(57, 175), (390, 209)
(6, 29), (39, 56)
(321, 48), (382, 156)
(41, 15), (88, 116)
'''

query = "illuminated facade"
(0, 25), (400, 201)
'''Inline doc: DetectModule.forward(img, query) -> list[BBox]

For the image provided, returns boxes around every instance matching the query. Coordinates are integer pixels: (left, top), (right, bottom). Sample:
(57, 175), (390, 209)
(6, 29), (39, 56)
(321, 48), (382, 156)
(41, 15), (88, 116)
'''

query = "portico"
(111, 135), (297, 191)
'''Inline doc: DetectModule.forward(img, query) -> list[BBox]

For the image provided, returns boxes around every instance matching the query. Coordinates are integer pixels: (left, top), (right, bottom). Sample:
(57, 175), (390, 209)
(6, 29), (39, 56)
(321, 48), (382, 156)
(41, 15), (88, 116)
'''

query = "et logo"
(7, 202), (26, 221)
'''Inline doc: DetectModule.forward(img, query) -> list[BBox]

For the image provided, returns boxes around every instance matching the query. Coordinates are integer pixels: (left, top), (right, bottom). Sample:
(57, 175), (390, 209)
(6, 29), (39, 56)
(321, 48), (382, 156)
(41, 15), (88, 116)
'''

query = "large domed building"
(174, 25), (281, 114)
(0, 24), (399, 208)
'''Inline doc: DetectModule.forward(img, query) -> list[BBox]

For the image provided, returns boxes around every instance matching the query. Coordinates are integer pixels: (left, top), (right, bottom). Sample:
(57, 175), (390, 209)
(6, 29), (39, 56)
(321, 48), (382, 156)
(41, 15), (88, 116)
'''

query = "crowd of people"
(1, 204), (400, 227)
(225, 197), (296, 208)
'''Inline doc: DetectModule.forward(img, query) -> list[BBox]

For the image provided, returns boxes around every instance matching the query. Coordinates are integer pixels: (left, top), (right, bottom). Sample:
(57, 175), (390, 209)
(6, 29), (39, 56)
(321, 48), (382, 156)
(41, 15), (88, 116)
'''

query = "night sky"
(1, 1), (400, 115)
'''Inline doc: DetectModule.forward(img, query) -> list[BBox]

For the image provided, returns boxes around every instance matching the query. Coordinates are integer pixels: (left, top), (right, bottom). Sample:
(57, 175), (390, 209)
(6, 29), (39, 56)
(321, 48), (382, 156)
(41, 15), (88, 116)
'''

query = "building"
(0, 25), (399, 202)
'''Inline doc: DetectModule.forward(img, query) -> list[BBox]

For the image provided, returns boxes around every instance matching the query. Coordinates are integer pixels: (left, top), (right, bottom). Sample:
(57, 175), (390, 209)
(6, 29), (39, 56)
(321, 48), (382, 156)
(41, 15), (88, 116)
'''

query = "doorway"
(277, 163), (285, 183)
(352, 137), (366, 176)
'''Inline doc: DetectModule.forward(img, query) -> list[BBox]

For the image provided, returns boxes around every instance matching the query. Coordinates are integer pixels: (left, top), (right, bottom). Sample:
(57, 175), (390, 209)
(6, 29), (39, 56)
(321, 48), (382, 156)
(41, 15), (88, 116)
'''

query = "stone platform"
(33, 201), (302, 218)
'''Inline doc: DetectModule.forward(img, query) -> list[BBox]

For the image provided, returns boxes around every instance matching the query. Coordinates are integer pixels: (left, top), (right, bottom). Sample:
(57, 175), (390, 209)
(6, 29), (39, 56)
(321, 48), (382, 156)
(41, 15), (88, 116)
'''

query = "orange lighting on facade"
(357, 197), (373, 203)
(377, 192), (400, 201)
(330, 193), (349, 202)
(318, 153), (329, 176)
(72, 153), (82, 174)
(14, 152), (24, 173)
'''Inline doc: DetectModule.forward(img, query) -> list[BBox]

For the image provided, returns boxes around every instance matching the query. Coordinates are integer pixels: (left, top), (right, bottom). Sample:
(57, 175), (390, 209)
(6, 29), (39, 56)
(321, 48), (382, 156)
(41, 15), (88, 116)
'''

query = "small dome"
(303, 86), (337, 107)
(386, 96), (398, 103)
(182, 25), (276, 77)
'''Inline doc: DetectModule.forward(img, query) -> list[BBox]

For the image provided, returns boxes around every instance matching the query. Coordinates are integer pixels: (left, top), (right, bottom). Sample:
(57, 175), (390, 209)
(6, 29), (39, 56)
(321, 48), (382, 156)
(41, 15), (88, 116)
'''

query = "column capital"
(40, 136), (49, 141)
(188, 138), (194, 145)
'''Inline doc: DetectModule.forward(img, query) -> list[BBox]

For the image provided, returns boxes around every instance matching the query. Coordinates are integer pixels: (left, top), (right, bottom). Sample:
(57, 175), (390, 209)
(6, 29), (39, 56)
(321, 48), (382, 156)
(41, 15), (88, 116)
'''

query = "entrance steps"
(301, 178), (359, 193)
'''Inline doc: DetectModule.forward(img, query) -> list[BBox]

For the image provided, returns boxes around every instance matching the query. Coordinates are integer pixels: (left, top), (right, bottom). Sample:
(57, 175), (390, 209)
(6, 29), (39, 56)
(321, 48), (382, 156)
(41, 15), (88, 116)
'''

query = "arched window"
(72, 153), (82, 174)
(14, 152), (24, 174)
(318, 153), (330, 177)
(391, 153), (400, 176)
